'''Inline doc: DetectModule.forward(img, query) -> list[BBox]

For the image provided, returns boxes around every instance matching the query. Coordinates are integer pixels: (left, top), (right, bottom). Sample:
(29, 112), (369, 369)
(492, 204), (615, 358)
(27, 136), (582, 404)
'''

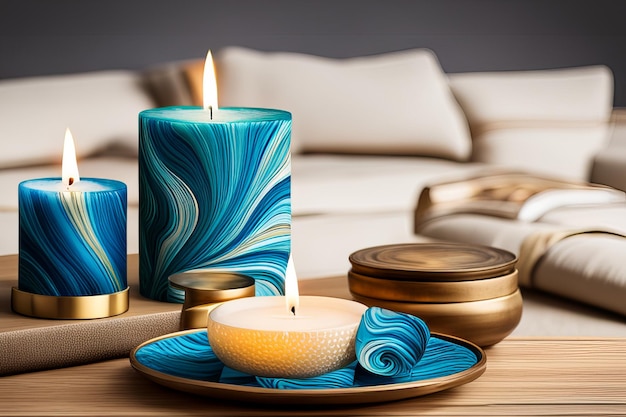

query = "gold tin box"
(348, 242), (522, 347)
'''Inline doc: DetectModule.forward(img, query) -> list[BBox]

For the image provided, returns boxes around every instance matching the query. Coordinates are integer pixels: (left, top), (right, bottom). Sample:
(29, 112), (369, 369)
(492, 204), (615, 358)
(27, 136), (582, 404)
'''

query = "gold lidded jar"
(348, 242), (522, 347)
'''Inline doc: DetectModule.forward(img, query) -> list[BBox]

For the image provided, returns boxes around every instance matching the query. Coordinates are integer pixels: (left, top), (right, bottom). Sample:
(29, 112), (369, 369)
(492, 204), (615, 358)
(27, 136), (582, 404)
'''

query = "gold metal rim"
(349, 242), (517, 281)
(352, 289), (522, 315)
(348, 269), (518, 302)
(352, 290), (523, 347)
(11, 287), (129, 319)
(168, 271), (256, 304)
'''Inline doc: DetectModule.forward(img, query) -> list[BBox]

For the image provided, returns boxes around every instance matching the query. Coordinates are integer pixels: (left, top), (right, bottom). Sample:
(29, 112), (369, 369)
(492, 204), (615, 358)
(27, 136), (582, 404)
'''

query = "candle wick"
(290, 306), (296, 316)
(209, 105), (213, 120)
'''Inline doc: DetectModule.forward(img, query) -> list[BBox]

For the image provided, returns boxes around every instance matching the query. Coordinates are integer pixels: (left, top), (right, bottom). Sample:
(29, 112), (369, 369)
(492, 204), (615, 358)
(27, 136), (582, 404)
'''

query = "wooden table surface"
(1, 256), (626, 415)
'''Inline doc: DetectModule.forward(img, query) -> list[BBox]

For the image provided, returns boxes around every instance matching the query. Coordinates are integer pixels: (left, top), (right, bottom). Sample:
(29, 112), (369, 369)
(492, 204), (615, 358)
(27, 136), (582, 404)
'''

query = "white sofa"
(2, 46), (626, 337)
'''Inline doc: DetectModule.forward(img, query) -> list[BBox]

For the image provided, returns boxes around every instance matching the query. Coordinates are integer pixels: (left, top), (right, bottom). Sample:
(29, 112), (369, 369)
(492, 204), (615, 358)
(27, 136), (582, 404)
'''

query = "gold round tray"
(348, 269), (518, 302)
(349, 242), (517, 281)
(130, 329), (486, 406)
(352, 289), (523, 347)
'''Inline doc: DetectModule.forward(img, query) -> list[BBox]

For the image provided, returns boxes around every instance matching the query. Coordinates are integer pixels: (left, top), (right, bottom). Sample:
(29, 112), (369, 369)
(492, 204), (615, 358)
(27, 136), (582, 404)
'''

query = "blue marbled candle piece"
(256, 361), (357, 389)
(355, 307), (430, 377)
(354, 337), (479, 386)
(139, 106), (291, 301)
(18, 178), (127, 296)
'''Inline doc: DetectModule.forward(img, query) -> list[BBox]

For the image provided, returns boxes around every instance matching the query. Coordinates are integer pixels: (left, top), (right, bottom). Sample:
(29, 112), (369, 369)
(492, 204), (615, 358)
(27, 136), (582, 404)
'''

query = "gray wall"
(2, 0), (626, 105)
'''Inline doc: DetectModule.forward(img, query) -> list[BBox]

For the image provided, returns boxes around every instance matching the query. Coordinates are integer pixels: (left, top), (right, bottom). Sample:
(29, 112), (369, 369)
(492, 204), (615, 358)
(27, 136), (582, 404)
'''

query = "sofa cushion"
(292, 211), (434, 279)
(470, 125), (612, 181)
(290, 154), (486, 216)
(448, 66), (614, 180)
(142, 61), (195, 107)
(212, 47), (472, 160)
(0, 71), (155, 168)
(591, 109), (626, 192)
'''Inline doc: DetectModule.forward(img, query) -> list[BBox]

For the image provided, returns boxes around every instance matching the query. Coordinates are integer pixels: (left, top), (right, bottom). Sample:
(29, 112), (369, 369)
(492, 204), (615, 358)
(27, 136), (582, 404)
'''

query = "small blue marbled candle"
(139, 106), (291, 302)
(18, 177), (127, 297)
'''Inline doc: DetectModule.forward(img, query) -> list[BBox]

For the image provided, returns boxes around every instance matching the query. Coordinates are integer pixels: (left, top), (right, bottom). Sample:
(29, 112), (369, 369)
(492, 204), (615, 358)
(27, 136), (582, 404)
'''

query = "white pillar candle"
(207, 295), (367, 379)
(207, 256), (366, 378)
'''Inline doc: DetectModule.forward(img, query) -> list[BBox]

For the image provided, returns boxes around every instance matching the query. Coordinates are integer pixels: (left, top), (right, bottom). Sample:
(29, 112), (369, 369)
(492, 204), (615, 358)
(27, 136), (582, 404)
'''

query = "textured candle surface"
(207, 296), (368, 378)
(139, 106), (291, 301)
(18, 178), (127, 296)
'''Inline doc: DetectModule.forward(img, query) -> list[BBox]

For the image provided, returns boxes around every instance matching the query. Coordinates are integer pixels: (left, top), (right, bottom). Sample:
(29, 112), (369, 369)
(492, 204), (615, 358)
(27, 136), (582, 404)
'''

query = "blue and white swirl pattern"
(256, 362), (357, 389)
(135, 330), (224, 381)
(356, 307), (430, 377)
(133, 329), (478, 390)
(139, 107), (291, 301)
(18, 178), (127, 296)
(355, 337), (479, 386)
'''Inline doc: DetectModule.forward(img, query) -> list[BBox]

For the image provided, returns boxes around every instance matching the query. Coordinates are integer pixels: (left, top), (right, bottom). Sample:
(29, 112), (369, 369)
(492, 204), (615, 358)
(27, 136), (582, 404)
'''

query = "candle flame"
(62, 128), (80, 189)
(285, 256), (299, 315)
(203, 49), (219, 115)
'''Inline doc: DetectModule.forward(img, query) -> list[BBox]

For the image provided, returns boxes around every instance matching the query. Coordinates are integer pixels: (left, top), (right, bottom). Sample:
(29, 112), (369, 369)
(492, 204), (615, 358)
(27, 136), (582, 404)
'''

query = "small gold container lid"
(349, 242), (517, 281)
(169, 271), (255, 330)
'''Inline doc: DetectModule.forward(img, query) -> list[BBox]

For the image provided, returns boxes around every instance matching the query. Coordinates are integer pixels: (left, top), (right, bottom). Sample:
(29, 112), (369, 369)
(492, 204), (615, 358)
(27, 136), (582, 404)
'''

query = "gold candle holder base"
(11, 287), (129, 319)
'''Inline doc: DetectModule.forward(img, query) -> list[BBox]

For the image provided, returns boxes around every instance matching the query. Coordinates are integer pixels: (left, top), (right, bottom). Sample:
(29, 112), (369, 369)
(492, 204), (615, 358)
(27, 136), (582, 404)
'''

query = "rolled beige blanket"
(414, 172), (626, 317)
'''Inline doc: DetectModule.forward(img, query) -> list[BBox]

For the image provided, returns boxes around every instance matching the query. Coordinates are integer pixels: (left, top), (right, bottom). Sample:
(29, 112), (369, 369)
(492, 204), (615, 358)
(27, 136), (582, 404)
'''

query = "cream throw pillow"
(0, 71), (155, 168)
(215, 47), (472, 160)
(449, 66), (614, 180)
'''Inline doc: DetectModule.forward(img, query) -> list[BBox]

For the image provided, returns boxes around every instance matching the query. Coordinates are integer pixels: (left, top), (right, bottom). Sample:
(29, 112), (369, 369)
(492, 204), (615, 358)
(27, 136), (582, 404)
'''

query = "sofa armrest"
(590, 108), (626, 191)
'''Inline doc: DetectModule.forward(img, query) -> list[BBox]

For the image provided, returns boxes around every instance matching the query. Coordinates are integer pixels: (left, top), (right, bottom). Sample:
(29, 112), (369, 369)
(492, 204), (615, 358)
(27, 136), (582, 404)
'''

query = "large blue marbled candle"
(18, 178), (127, 297)
(139, 106), (291, 301)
